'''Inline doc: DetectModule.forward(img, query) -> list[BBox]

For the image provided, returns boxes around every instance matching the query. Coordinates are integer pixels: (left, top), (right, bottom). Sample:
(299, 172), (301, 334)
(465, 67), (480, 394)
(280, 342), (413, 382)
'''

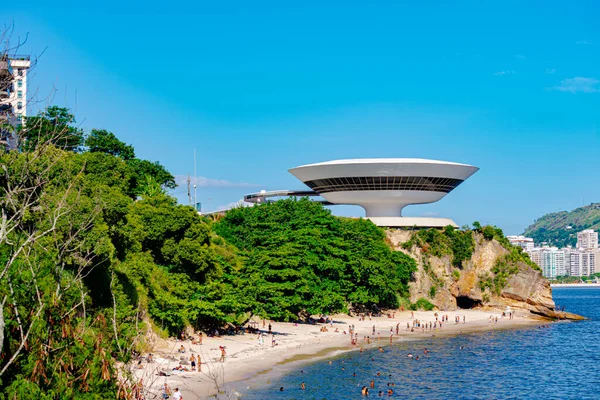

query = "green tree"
(85, 129), (135, 160)
(127, 158), (176, 192)
(21, 106), (84, 151)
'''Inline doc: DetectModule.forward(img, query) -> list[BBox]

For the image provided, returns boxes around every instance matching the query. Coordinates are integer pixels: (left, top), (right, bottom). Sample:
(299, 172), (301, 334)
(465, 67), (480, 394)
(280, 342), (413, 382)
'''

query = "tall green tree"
(85, 129), (135, 160)
(21, 106), (84, 151)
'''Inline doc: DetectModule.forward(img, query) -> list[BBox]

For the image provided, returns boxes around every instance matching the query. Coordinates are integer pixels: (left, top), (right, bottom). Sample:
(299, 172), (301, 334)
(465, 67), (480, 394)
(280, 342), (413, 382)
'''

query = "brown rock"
(386, 229), (584, 320)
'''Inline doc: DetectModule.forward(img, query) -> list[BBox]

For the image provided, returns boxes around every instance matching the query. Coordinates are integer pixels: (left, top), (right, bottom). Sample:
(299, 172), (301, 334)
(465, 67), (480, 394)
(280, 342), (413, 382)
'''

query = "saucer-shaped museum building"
(245, 158), (478, 228)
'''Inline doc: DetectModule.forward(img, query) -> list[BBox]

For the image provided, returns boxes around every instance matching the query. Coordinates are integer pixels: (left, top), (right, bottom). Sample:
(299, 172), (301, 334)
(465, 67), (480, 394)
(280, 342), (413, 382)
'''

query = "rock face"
(386, 230), (580, 320)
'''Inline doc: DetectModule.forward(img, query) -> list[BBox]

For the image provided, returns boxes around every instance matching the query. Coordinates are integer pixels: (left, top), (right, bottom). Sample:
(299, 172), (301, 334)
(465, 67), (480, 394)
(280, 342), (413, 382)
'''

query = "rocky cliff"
(387, 229), (583, 320)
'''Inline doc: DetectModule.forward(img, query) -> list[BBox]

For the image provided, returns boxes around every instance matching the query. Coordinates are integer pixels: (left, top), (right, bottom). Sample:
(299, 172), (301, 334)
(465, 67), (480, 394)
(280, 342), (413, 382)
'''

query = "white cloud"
(174, 174), (260, 188)
(514, 54), (527, 60)
(494, 70), (516, 76)
(575, 40), (594, 45)
(553, 77), (600, 93)
(545, 68), (556, 74)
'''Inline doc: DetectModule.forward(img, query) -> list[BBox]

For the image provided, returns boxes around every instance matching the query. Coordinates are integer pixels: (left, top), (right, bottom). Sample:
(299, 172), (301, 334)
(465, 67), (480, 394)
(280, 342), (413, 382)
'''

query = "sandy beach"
(133, 309), (547, 399)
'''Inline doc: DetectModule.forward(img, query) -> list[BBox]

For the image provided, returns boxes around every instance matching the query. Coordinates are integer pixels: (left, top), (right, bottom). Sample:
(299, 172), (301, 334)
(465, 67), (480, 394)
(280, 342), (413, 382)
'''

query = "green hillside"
(523, 203), (600, 247)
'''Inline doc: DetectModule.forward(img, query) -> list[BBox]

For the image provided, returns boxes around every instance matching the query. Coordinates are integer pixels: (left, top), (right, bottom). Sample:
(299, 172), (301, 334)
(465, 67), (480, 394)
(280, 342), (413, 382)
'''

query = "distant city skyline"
(2, 1), (599, 234)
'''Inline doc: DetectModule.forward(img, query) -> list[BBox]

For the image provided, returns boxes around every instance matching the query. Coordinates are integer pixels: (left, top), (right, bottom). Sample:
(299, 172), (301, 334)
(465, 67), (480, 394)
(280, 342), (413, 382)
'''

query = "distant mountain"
(523, 203), (600, 247)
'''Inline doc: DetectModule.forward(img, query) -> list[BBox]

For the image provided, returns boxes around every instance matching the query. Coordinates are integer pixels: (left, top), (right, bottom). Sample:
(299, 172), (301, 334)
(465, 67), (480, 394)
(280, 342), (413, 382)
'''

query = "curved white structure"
(288, 158), (478, 227)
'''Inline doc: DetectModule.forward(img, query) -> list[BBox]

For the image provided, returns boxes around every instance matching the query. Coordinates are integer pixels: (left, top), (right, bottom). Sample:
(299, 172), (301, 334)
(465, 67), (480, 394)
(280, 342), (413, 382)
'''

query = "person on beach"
(178, 345), (185, 354)
(172, 388), (182, 400)
(162, 383), (172, 399)
(219, 346), (226, 363)
(268, 323), (272, 334)
(189, 354), (196, 371)
(373, 325), (376, 335)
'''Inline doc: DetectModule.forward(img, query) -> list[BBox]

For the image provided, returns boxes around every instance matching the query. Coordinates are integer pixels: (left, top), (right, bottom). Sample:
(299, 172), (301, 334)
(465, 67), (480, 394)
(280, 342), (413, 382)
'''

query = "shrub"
(452, 269), (460, 281)
(429, 286), (437, 299)
(411, 298), (435, 311)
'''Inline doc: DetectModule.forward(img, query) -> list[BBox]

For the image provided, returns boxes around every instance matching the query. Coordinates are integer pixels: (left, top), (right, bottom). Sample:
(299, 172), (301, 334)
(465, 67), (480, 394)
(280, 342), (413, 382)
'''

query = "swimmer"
(361, 386), (369, 396)
(279, 387), (284, 392)
(407, 353), (413, 358)
(378, 347), (384, 353)
(301, 382), (305, 390)
(370, 380), (375, 388)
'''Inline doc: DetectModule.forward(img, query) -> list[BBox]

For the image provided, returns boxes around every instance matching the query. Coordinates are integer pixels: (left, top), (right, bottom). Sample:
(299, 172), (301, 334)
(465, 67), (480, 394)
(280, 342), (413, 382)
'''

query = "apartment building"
(570, 250), (598, 277)
(577, 229), (599, 250)
(507, 235), (535, 252)
(528, 246), (566, 279)
(0, 55), (30, 149)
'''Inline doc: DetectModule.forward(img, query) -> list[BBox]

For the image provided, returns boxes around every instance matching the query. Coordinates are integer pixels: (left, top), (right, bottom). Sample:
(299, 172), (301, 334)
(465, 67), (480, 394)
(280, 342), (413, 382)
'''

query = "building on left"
(1, 55), (30, 149)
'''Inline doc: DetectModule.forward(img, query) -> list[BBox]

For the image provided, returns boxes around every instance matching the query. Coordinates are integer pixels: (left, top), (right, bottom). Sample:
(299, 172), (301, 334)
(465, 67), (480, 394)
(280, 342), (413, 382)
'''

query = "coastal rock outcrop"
(386, 229), (581, 320)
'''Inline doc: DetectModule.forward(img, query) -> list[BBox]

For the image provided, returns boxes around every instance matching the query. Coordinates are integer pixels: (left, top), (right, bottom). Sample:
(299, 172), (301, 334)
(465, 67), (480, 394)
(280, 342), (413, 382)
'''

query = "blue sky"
(3, 1), (599, 235)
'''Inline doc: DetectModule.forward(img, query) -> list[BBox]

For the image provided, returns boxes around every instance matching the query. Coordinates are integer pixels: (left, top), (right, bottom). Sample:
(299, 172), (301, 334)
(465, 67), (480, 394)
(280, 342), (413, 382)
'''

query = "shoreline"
(551, 283), (600, 287)
(133, 310), (550, 399)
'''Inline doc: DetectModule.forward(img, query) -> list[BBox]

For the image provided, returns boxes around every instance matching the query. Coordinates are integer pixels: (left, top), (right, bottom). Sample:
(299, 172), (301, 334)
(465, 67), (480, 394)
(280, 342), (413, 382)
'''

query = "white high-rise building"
(507, 235), (535, 252)
(527, 246), (566, 279)
(570, 250), (598, 277)
(577, 229), (598, 250)
(8, 56), (30, 121)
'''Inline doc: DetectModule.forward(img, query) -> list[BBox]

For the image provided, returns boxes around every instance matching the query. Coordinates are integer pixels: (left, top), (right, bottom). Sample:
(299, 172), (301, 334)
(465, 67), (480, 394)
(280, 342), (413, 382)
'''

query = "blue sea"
(232, 287), (600, 399)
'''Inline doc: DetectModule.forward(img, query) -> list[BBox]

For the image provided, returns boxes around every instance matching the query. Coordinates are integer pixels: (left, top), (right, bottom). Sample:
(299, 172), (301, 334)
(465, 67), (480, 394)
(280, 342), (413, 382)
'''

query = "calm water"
(233, 288), (600, 399)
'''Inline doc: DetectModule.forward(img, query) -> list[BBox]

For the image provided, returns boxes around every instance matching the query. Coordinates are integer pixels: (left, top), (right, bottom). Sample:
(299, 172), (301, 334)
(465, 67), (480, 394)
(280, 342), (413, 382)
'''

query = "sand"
(133, 309), (547, 399)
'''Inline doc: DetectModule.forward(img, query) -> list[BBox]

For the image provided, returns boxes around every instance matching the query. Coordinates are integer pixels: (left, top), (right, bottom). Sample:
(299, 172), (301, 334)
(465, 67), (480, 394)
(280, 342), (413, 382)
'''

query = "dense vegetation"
(523, 203), (600, 247)
(215, 199), (417, 320)
(1, 107), (418, 397)
(1, 108), (250, 398)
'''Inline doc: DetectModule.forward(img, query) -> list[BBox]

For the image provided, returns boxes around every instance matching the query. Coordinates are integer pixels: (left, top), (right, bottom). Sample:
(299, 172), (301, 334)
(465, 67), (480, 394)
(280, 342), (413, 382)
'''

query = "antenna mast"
(193, 149), (198, 212)
(187, 173), (192, 206)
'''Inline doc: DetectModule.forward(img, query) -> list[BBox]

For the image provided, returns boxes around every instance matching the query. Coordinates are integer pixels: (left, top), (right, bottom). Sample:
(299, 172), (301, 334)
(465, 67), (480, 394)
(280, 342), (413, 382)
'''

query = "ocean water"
(233, 287), (600, 399)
